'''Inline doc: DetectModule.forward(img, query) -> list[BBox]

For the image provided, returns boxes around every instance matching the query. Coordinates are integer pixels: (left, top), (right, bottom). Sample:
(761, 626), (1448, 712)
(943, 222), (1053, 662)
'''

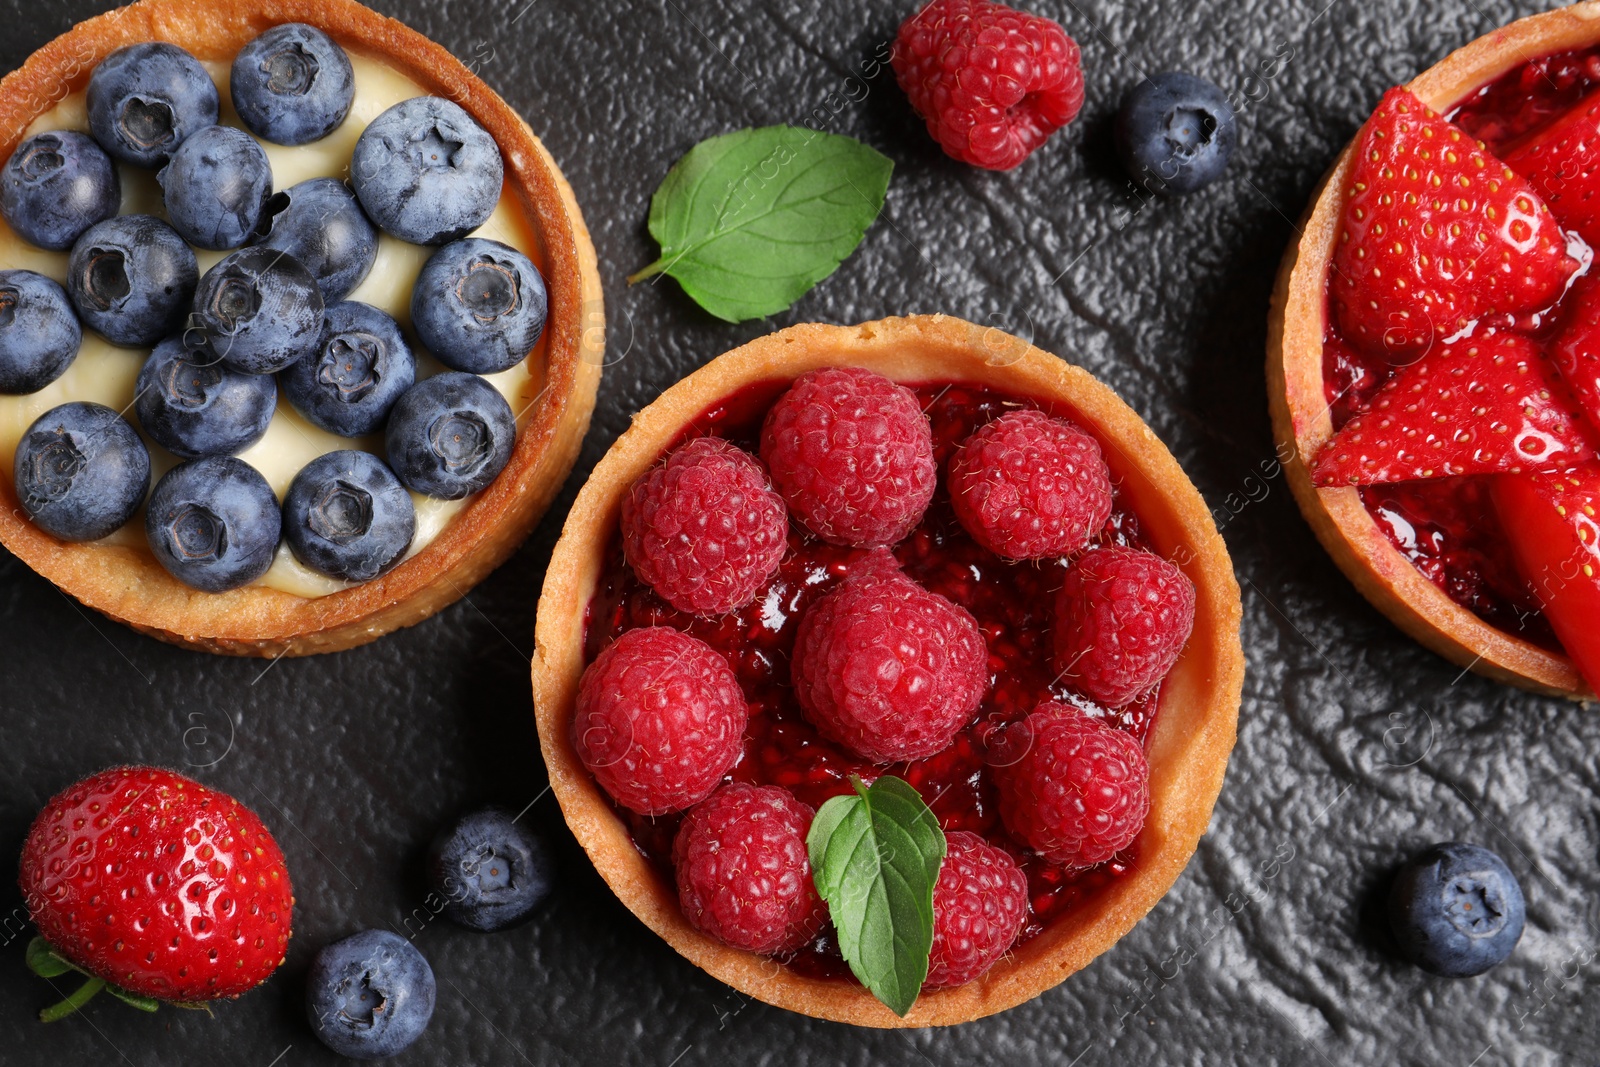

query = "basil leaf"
(25, 937), (75, 978)
(807, 775), (946, 1017)
(631, 126), (893, 323)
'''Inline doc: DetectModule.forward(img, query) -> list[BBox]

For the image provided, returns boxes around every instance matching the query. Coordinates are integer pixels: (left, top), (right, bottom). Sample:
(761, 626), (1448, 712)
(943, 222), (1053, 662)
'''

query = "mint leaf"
(25, 937), (74, 979)
(631, 126), (893, 323)
(807, 775), (946, 1017)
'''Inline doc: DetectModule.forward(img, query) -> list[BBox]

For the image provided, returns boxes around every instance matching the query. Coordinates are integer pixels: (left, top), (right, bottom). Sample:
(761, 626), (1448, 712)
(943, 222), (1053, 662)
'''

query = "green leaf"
(106, 985), (160, 1012)
(631, 125), (893, 322)
(25, 938), (75, 979)
(806, 775), (946, 1017)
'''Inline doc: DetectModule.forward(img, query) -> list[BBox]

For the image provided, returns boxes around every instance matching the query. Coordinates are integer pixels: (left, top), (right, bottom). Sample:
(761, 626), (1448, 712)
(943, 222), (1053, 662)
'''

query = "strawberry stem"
(39, 976), (105, 1022)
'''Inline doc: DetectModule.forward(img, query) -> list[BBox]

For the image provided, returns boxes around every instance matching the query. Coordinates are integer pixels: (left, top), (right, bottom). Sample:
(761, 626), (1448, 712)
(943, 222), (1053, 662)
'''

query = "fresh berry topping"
(86, 43), (219, 167)
(574, 627), (748, 815)
(791, 551), (987, 762)
(251, 177), (379, 302)
(350, 96), (504, 245)
(385, 371), (517, 499)
(925, 830), (1028, 988)
(426, 808), (555, 932)
(1114, 71), (1237, 195)
(231, 23), (355, 147)
(306, 930), (435, 1059)
(892, 0), (1084, 170)
(0, 131), (120, 251)
(947, 408), (1112, 560)
(190, 246), (325, 375)
(1312, 333), (1600, 485)
(1331, 87), (1577, 361)
(993, 702), (1150, 866)
(1387, 842), (1524, 978)
(622, 436), (788, 616)
(282, 450), (416, 582)
(158, 125), (272, 250)
(1549, 272), (1600, 437)
(67, 214), (197, 346)
(0, 269), (80, 393)
(14, 401), (149, 542)
(411, 237), (549, 374)
(145, 456), (282, 592)
(1503, 86), (1600, 250)
(761, 367), (936, 547)
(18, 765), (293, 1002)
(135, 335), (276, 459)
(672, 783), (826, 955)
(1053, 545), (1195, 707)
(281, 300), (416, 437)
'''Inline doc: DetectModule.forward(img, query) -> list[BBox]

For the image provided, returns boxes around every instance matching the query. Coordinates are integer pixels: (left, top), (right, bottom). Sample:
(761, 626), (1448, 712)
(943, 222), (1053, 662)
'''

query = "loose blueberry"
(86, 42), (219, 167)
(282, 450), (415, 582)
(426, 808), (555, 932)
(305, 929), (435, 1061)
(145, 456), (280, 592)
(385, 372), (515, 499)
(1114, 71), (1237, 196)
(230, 23), (354, 146)
(1388, 842), (1525, 978)
(67, 214), (197, 346)
(0, 270), (81, 393)
(190, 246), (324, 374)
(134, 335), (276, 458)
(411, 238), (547, 374)
(280, 301), (414, 437)
(158, 125), (272, 250)
(1, 131), (120, 250)
(14, 402), (149, 541)
(350, 96), (503, 245)
(251, 177), (377, 301)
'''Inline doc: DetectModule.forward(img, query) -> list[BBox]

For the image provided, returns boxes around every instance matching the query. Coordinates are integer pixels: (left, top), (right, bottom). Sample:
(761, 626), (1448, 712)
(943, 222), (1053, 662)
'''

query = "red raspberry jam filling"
(584, 380), (1158, 978)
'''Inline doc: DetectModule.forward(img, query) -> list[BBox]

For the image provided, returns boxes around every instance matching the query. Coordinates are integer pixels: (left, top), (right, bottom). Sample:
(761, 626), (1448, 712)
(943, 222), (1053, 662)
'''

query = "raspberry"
(672, 783), (827, 955)
(948, 409), (1113, 560)
(791, 550), (987, 762)
(892, 0), (1085, 171)
(761, 367), (936, 547)
(926, 830), (1029, 988)
(1054, 545), (1196, 707)
(622, 436), (788, 616)
(994, 702), (1150, 867)
(574, 627), (748, 815)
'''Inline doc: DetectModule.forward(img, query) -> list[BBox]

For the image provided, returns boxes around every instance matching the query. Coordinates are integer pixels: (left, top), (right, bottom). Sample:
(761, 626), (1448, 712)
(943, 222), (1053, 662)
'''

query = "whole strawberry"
(19, 765), (293, 1018)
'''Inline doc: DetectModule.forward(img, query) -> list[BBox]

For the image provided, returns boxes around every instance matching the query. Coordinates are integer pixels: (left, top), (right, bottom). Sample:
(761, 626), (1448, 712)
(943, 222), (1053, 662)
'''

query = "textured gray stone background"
(0, 0), (1595, 1063)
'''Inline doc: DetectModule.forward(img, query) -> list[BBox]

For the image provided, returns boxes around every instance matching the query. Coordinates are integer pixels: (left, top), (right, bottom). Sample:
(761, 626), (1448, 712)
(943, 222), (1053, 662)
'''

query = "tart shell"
(1266, 4), (1600, 699)
(531, 315), (1245, 1027)
(0, 0), (604, 657)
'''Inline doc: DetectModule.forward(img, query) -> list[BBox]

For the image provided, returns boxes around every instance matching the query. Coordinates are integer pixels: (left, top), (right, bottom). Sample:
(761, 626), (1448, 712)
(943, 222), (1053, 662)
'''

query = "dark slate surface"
(0, 0), (1596, 1063)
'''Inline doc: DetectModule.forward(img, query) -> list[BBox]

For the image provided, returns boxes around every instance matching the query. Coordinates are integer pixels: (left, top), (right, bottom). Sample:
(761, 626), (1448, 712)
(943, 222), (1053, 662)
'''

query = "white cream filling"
(0, 54), (545, 598)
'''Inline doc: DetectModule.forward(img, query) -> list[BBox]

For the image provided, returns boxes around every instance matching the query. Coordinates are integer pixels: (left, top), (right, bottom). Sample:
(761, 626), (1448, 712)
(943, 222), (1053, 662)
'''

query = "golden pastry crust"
(531, 315), (1244, 1027)
(0, 0), (604, 657)
(1266, 3), (1600, 698)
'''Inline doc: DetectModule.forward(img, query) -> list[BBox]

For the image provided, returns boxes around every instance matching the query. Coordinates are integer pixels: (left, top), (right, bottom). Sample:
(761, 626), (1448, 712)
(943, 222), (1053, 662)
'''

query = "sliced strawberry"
(1312, 331), (1600, 485)
(1549, 270), (1600, 437)
(1331, 87), (1578, 360)
(1503, 86), (1600, 250)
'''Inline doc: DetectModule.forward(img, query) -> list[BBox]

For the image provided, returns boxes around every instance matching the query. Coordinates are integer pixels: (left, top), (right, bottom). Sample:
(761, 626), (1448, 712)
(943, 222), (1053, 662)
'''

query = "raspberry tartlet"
(532, 316), (1243, 1026)
(0, 0), (602, 656)
(1268, 4), (1600, 697)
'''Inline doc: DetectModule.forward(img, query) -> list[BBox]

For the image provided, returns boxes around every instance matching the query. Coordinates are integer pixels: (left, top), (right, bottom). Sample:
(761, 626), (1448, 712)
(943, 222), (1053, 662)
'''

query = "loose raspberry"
(622, 436), (788, 616)
(761, 367), (936, 547)
(926, 830), (1029, 988)
(792, 551), (987, 762)
(672, 783), (827, 955)
(994, 702), (1150, 867)
(1053, 545), (1195, 707)
(892, 0), (1085, 170)
(948, 409), (1113, 560)
(574, 627), (748, 816)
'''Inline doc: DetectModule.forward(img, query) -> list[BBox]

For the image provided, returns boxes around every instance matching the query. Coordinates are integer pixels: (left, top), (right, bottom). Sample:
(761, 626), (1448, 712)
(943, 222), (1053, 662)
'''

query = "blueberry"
(86, 43), (219, 167)
(1388, 842), (1525, 978)
(281, 301), (414, 436)
(158, 125), (271, 250)
(0, 270), (81, 393)
(427, 808), (554, 932)
(14, 402), (149, 541)
(350, 96), (503, 245)
(145, 456), (280, 591)
(230, 23), (354, 146)
(412, 238), (547, 374)
(190, 247), (324, 374)
(1, 131), (120, 250)
(67, 215), (197, 347)
(1114, 72), (1237, 196)
(385, 372), (515, 499)
(134, 336), (276, 458)
(251, 178), (378, 301)
(283, 450), (415, 581)
(305, 929), (435, 1060)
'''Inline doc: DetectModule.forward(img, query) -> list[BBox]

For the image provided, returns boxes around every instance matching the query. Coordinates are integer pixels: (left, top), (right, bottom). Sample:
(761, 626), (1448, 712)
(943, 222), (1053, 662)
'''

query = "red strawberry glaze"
(584, 381), (1159, 978)
(1450, 46), (1600, 154)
